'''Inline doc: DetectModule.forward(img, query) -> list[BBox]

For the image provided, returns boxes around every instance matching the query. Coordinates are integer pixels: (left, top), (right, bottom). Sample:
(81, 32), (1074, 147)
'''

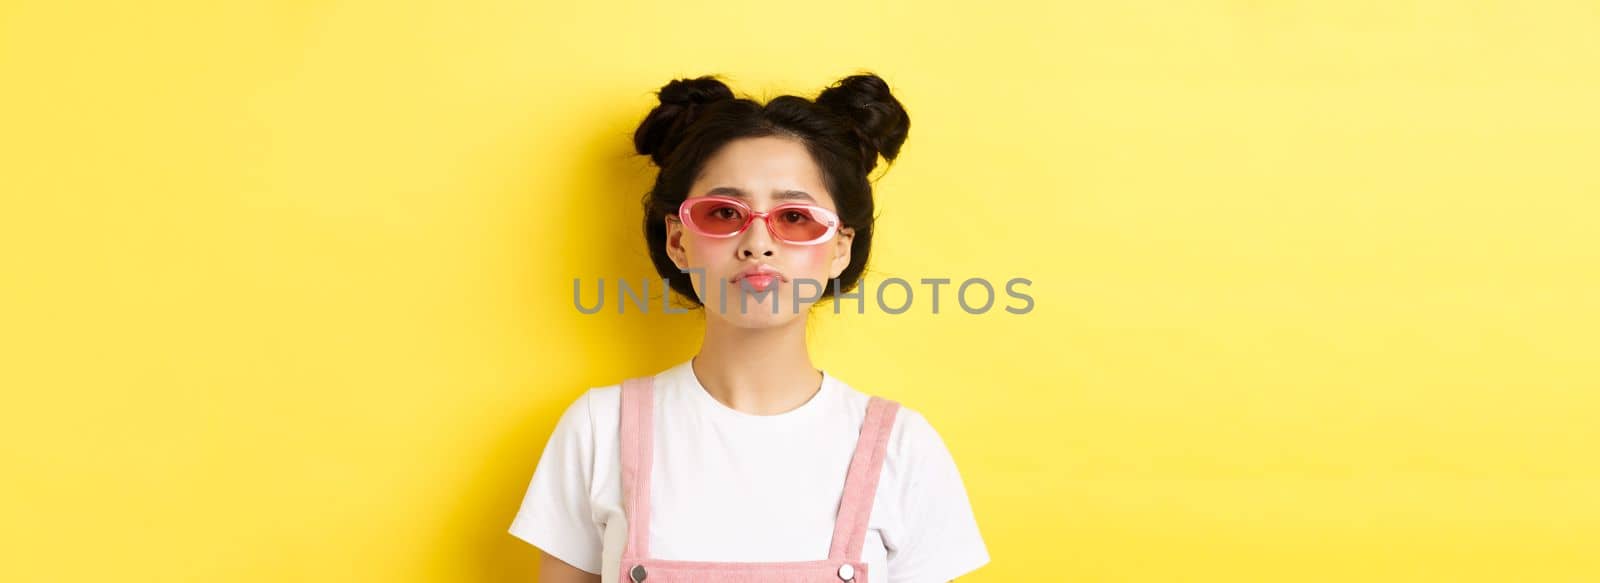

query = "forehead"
(692, 136), (834, 207)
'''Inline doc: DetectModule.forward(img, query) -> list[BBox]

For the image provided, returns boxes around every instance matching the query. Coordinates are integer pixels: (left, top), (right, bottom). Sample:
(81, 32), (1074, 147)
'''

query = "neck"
(692, 313), (822, 416)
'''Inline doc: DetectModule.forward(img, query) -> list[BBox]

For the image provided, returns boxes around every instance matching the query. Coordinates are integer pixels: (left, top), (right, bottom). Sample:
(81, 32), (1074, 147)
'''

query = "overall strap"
(828, 395), (901, 562)
(618, 376), (656, 559)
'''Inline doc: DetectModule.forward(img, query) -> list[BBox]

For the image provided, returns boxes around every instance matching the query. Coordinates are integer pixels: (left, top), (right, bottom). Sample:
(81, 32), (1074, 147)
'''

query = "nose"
(737, 214), (776, 258)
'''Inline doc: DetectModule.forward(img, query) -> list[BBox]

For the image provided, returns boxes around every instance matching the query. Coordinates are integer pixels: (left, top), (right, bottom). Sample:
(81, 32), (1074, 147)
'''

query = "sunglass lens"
(772, 207), (832, 242)
(687, 199), (747, 235)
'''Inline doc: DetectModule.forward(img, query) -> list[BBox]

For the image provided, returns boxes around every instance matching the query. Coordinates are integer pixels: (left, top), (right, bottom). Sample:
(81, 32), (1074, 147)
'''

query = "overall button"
(630, 564), (648, 582)
(837, 563), (855, 581)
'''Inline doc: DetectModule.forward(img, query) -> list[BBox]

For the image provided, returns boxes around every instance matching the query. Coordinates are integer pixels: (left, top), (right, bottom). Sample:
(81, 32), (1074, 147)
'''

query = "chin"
(715, 312), (800, 329)
(705, 289), (810, 328)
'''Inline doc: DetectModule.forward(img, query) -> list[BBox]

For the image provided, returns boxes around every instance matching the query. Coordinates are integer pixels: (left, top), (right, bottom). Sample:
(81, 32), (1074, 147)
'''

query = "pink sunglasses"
(674, 196), (841, 245)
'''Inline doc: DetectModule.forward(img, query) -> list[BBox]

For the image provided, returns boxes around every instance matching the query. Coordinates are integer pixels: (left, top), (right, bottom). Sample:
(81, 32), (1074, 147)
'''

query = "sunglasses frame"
(674, 195), (841, 246)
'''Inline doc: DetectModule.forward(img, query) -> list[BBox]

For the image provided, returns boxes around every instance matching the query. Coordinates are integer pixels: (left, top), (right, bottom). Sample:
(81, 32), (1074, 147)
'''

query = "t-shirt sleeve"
(507, 389), (603, 574)
(886, 409), (992, 583)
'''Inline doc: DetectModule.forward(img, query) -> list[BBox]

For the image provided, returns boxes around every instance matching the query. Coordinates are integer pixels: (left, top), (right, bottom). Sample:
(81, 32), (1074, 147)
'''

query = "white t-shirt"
(508, 359), (990, 583)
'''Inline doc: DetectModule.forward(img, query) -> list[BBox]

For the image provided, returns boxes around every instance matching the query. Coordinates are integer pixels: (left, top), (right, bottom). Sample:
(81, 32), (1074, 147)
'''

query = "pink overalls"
(618, 375), (901, 583)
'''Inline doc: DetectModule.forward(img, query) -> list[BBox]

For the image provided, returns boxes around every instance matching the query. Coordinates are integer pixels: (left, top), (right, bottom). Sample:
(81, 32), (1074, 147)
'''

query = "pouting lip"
(730, 264), (787, 283)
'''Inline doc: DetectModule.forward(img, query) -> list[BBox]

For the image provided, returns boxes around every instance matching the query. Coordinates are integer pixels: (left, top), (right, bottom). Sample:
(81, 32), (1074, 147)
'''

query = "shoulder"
(888, 404), (939, 453)
(542, 380), (621, 448)
(563, 377), (636, 448)
(829, 377), (950, 466)
(585, 382), (621, 414)
(854, 395), (991, 580)
(581, 367), (676, 417)
(566, 383), (620, 441)
(884, 402), (956, 477)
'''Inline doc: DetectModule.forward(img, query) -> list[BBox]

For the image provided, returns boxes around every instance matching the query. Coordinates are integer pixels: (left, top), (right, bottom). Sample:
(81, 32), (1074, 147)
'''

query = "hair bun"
(633, 75), (735, 166)
(658, 76), (734, 107)
(815, 73), (911, 172)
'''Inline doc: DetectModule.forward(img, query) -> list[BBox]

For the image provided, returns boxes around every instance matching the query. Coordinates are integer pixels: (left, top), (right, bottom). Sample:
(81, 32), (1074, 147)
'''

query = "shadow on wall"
(446, 103), (705, 581)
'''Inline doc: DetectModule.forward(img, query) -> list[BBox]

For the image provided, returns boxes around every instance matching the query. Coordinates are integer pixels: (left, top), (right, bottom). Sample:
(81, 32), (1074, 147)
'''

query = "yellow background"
(3, 0), (1597, 581)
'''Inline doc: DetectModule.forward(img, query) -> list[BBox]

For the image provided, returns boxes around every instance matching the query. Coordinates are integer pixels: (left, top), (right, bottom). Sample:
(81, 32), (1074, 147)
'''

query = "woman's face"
(665, 136), (855, 328)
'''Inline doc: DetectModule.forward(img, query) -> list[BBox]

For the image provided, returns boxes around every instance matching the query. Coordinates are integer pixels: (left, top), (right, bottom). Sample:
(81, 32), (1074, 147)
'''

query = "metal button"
(837, 563), (855, 581)
(630, 564), (648, 582)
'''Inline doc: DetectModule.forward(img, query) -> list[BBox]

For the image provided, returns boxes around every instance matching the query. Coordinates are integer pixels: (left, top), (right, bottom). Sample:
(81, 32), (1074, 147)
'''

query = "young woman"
(509, 73), (990, 582)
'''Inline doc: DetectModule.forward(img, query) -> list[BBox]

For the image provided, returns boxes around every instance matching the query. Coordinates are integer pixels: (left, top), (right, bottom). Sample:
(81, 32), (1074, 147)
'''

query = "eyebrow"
(703, 186), (817, 203)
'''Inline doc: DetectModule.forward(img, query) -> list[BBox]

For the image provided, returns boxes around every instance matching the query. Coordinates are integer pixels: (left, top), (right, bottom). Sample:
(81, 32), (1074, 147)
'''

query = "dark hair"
(632, 72), (910, 307)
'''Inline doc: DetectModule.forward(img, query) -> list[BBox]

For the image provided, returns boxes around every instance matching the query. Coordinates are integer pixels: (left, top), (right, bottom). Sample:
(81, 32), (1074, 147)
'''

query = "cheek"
(795, 245), (833, 273)
(683, 234), (734, 261)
